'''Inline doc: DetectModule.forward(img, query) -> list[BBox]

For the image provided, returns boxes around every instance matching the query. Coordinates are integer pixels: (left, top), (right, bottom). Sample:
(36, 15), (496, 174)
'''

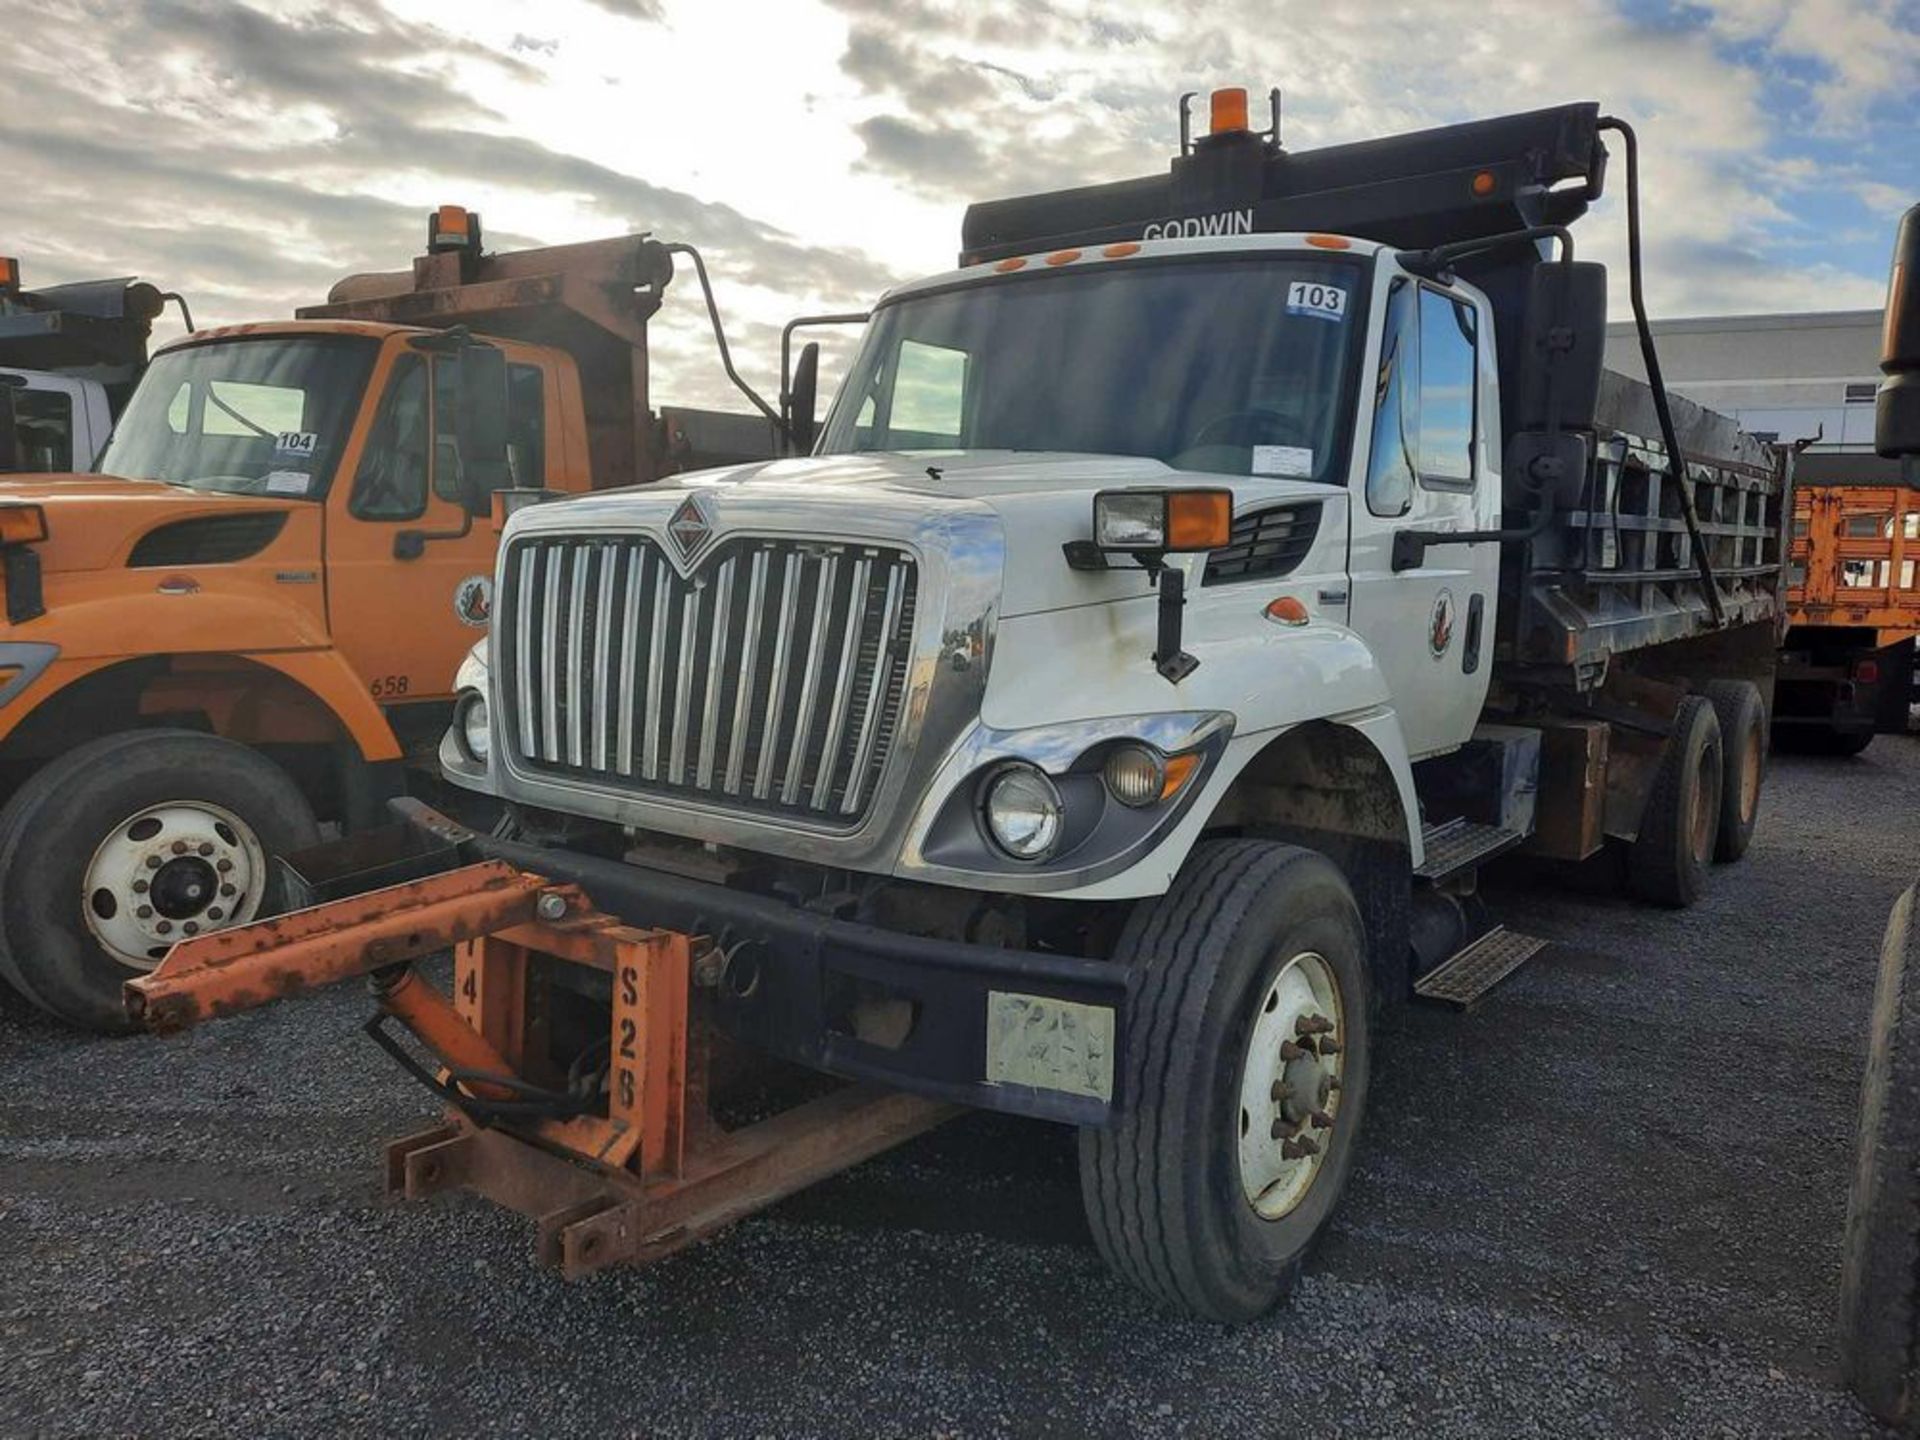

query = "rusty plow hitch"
(123, 841), (954, 1277)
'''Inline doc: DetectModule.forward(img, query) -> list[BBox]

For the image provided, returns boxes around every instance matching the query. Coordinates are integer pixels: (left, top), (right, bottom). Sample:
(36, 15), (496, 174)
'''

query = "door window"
(1417, 288), (1477, 487)
(1365, 280), (1418, 517)
(13, 388), (74, 471)
(351, 355), (430, 519)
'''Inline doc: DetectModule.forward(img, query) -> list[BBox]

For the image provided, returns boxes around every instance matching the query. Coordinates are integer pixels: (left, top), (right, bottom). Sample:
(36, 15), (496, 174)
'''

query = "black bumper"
(371, 806), (1134, 1127)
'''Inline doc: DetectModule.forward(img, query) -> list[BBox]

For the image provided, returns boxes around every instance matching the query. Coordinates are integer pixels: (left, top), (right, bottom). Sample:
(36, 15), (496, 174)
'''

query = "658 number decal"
(369, 674), (410, 698)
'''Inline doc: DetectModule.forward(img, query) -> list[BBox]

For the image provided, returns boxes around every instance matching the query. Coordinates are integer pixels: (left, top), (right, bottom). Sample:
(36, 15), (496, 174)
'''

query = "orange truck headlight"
(0, 504), (48, 545)
(1093, 488), (1232, 553)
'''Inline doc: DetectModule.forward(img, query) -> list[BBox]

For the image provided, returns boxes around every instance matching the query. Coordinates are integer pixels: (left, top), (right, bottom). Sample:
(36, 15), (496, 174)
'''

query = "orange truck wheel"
(0, 729), (318, 1033)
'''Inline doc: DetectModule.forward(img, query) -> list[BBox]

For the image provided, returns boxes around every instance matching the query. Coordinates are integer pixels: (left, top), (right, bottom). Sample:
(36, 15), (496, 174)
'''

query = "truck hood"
(533, 451), (1341, 617)
(0, 472), (309, 575)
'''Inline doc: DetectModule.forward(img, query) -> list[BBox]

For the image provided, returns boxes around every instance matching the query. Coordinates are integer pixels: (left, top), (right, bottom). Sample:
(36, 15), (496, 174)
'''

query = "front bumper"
(385, 803), (1132, 1126)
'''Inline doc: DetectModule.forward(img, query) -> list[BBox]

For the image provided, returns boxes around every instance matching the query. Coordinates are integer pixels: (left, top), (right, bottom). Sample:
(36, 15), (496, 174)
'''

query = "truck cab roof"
(876, 232), (1392, 310)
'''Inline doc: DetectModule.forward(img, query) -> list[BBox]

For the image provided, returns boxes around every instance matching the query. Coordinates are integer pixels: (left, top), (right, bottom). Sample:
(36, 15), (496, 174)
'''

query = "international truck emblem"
(667, 492), (715, 563)
(1429, 590), (1455, 659)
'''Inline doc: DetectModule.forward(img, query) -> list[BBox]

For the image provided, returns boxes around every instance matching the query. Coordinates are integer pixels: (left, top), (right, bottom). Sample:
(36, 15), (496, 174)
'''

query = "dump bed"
(1503, 369), (1789, 682)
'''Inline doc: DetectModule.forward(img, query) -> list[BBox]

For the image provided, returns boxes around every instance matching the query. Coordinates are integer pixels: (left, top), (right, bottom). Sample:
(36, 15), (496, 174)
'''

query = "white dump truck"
(128, 92), (1794, 1322)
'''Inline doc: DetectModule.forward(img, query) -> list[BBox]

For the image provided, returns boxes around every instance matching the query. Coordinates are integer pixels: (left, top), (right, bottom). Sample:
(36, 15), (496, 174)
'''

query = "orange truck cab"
(0, 209), (775, 1031)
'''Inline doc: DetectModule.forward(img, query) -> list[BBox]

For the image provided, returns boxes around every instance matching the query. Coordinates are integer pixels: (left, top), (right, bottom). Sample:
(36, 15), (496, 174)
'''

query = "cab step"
(1415, 818), (1526, 884)
(1413, 926), (1550, 1009)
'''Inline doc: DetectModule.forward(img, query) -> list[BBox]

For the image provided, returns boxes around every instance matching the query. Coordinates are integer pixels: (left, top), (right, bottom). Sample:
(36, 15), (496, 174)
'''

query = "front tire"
(1078, 839), (1371, 1322)
(0, 730), (319, 1033)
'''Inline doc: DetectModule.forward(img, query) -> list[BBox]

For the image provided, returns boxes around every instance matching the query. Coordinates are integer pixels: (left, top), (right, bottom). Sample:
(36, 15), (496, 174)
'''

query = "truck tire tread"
(1627, 695), (1722, 908)
(1701, 679), (1765, 863)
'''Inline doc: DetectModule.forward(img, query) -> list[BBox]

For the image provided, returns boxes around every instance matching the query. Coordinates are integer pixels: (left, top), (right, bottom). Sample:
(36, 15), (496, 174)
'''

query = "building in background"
(1604, 310), (1882, 456)
(1606, 309), (1916, 748)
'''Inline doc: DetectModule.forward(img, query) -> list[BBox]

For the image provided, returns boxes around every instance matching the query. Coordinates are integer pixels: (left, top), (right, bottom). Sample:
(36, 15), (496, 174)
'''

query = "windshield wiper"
(204, 390), (276, 441)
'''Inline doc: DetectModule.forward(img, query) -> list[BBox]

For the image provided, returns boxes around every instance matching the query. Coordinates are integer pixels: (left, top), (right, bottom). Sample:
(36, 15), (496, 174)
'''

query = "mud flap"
(1840, 875), (1920, 1432)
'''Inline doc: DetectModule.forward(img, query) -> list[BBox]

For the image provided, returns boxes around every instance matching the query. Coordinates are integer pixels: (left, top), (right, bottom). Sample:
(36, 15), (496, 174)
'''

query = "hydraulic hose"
(1598, 116), (1727, 627)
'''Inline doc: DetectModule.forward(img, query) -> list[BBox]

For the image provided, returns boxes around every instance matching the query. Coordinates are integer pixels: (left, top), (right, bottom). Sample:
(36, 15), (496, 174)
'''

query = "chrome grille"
(501, 534), (918, 824)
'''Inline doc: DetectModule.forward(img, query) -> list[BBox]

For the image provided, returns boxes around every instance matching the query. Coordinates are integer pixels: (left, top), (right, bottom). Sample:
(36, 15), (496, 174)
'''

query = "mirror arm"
(394, 508), (474, 561)
(780, 311), (870, 446)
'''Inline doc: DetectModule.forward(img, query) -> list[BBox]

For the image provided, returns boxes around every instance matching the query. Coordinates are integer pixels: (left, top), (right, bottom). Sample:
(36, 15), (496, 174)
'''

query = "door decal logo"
(1429, 589), (1455, 659)
(667, 491), (715, 564)
(454, 574), (493, 628)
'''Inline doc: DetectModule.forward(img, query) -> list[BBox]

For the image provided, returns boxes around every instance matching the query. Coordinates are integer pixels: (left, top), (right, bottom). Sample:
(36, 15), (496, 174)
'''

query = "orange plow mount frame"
(126, 861), (955, 1277)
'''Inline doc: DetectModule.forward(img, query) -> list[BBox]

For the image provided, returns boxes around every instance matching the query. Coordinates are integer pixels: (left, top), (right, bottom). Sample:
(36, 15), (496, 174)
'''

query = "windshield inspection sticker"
(263, 470), (313, 495)
(274, 431), (318, 457)
(1285, 281), (1348, 321)
(1252, 444), (1315, 477)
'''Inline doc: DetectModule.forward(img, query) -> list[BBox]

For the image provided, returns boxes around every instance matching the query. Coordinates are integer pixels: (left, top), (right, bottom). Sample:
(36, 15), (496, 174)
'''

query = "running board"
(1415, 818), (1526, 884)
(1413, 926), (1550, 1009)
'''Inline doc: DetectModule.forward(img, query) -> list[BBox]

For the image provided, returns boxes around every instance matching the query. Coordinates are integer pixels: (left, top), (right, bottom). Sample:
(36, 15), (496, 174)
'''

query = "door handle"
(1463, 593), (1485, 675)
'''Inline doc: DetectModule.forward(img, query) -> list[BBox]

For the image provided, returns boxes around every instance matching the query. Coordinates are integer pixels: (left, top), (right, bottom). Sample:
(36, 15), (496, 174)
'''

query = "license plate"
(984, 991), (1116, 1102)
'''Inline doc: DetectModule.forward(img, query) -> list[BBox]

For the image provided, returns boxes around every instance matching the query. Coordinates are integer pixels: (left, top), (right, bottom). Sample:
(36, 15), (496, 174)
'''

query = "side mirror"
(1876, 203), (1920, 487)
(1513, 260), (1607, 434)
(453, 343), (511, 514)
(788, 342), (821, 455)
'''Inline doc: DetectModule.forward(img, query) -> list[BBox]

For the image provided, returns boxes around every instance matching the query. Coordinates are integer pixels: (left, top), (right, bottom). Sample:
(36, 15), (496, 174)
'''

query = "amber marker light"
(0, 504), (48, 545)
(1471, 170), (1497, 197)
(1305, 234), (1351, 250)
(1045, 249), (1083, 266)
(1264, 596), (1310, 626)
(1102, 242), (1142, 259)
(995, 256), (1028, 273)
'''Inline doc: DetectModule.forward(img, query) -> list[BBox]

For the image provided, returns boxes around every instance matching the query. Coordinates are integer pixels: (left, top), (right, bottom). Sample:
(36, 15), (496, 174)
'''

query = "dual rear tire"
(1626, 679), (1767, 907)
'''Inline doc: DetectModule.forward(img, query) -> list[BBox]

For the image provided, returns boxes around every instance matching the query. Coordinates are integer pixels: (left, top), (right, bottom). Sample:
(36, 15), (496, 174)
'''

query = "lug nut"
(1318, 1038), (1343, 1055)
(219, 883), (236, 897)
(183, 922), (198, 936)
(207, 907), (223, 921)
(136, 905), (153, 919)
(1280, 1041), (1307, 1062)
(1296, 1135), (1321, 1157)
(156, 921), (172, 935)
(1270, 1118), (1288, 1140)
(1310, 1110), (1333, 1129)
(216, 859), (233, 873)
(1270, 1080), (1292, 1103)
(198, 842), (214, 857)
(145, 856), (162, 870)
(171, 840), (188, 855)
(1294, 1015), (1315, 1037)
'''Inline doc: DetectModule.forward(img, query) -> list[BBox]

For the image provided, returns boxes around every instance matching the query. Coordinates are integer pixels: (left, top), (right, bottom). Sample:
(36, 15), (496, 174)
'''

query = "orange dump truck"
(1779, 451), (1920, 754)
(0, 208), (775, 1031)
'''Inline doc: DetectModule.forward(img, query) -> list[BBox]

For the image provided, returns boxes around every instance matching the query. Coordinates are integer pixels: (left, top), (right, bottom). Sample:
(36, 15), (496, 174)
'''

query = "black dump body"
(962, 99), (1789, 688)
(0, 277), (167, 413)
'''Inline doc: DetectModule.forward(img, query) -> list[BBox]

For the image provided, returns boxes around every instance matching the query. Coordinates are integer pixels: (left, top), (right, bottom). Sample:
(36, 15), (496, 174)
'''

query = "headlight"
(459, 693), (490, 763)
(982, 764), (1063, 860)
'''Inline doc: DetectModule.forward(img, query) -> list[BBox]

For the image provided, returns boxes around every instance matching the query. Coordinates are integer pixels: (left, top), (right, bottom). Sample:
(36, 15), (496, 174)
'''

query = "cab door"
(1345, 277), (1501, 759)
(325, 347), (549, 707)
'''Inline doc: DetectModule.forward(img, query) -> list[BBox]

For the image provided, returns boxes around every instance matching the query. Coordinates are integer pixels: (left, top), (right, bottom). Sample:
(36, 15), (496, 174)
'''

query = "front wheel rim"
(81, 801), (268, 970)
(1236, 950), (1347, 1221)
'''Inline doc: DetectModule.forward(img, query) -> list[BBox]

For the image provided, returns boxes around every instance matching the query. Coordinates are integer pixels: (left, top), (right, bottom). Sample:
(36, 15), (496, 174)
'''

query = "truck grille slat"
(614, 547), (641, 776)
(502, 534), (917, 827)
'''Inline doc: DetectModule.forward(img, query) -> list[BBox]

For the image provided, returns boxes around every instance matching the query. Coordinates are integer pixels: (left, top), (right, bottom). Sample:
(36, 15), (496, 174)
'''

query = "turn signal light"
(0, 504), (48, 545)
(1209, 87), (1249, 135)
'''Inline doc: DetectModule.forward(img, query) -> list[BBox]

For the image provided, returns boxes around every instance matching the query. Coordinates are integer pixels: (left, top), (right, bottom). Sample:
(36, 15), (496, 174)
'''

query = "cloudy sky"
(5, 0), (1916, 410)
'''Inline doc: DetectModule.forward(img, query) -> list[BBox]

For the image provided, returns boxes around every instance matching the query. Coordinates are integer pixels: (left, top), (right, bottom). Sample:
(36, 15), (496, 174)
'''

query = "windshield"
(100, 336), (378, 499)
(820, 256), (1367, 481)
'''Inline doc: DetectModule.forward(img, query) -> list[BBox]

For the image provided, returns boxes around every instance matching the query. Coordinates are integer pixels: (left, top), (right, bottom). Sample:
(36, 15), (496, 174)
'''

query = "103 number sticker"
(1286, 281), (1348, 321)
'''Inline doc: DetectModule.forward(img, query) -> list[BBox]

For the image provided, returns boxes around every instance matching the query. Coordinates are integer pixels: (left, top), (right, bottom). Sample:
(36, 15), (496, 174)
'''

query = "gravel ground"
(2, 740), (1916, 1438)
